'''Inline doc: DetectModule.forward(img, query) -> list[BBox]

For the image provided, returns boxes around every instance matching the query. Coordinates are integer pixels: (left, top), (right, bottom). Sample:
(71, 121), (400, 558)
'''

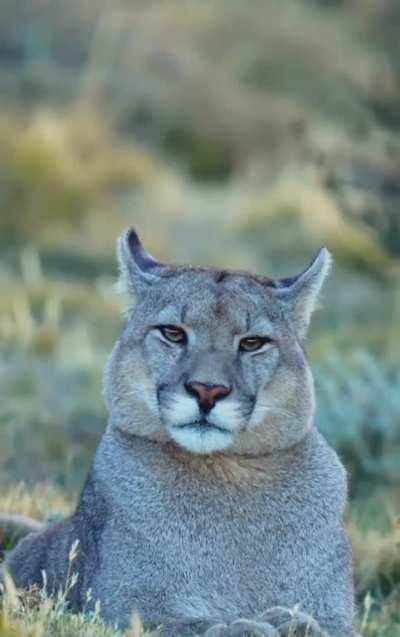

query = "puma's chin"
(168, 423), (234, 454)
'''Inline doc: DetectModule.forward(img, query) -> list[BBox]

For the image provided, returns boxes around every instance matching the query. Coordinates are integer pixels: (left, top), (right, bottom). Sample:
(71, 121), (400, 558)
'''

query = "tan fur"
(166, 443), (275, 487)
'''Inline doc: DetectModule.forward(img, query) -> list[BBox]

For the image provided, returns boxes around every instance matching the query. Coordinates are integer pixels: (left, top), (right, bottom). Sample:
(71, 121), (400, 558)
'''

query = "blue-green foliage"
(316, 351), (400, 488)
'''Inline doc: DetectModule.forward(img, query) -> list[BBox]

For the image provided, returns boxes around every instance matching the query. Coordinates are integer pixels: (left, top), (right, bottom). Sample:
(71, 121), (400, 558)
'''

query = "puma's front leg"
(205, 619), (278, 637)
(158, 608), (328, 637)
(158, 618), (278, 637)
(256, 607), (329, 636)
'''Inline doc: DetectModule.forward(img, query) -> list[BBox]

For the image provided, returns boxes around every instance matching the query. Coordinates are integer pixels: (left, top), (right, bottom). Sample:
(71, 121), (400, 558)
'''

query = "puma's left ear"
(274, 248), (332, 341)
(117, 228), (168, 295)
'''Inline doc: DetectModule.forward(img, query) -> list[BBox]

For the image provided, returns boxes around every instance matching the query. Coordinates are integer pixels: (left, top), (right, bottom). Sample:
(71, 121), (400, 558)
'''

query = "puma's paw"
(204, 618), (279, 637)
(256, 607), (328, 636)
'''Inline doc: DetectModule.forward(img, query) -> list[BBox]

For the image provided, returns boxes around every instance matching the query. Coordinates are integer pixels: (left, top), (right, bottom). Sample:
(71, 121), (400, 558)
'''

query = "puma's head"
(104, 229), (331, 455)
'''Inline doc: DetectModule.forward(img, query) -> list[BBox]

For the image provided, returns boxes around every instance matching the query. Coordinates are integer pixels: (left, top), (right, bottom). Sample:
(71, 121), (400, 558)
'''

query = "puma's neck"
(105, 423), (313, 488)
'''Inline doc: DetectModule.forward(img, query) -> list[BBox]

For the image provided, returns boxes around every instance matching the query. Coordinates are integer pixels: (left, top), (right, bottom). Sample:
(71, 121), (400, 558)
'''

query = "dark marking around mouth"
(173, 418), (229, 434)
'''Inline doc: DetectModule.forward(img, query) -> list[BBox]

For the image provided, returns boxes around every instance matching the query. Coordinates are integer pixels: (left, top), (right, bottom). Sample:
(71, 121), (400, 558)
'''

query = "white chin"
(168, 425), (234, 454)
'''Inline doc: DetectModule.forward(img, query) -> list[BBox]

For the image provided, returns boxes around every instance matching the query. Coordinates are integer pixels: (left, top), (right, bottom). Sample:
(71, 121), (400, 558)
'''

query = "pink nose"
(185, 382), (231, 412)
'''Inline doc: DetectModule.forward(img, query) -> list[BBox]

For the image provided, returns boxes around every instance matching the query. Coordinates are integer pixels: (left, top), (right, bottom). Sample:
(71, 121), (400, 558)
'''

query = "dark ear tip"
(124, 227), (141, 251)
(118, 227), (143, 261)
(121, 227), (147, 258)
(119, 226), (161, 273)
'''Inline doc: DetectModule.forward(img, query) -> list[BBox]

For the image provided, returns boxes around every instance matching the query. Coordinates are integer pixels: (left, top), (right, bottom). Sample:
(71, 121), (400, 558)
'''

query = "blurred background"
(0, 0), (399, 633)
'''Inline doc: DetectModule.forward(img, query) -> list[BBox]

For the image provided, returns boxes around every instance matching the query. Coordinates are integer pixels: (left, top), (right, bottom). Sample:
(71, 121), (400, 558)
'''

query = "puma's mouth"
(173, 418), (230, 435)
(167, 417), (234, 454)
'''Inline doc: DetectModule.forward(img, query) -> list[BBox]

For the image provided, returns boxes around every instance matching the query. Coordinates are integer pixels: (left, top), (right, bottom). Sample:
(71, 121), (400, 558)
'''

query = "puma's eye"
(239, 336), (273, 352)
(158, 325), (187, 344)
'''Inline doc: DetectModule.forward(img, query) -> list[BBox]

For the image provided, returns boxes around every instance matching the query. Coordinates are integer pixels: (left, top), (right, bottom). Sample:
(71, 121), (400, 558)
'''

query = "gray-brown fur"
(0, 514), (44, 544)
(1, 229), (357, 636)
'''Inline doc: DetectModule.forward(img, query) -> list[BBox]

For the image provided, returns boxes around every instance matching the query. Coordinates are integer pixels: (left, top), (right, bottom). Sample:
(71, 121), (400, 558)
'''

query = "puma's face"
(105, 229), (331, 455)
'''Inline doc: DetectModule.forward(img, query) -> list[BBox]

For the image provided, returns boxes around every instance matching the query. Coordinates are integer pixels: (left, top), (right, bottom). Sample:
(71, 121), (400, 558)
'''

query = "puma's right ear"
(117, 228), (168, 294)
(274, 248), (332, 342)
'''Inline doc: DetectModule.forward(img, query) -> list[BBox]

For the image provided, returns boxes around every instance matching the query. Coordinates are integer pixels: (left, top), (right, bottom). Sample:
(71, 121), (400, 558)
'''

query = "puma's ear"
(117, 228), (168, 294)
(274, 248), (332, 341)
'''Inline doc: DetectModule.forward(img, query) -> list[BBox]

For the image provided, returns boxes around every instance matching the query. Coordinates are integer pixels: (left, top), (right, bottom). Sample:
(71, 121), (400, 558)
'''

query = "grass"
(1, 555), (149, 637)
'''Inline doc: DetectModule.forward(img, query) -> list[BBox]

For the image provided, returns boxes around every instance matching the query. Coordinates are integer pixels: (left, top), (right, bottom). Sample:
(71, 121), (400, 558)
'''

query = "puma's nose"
(185, 382), (231, 413)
